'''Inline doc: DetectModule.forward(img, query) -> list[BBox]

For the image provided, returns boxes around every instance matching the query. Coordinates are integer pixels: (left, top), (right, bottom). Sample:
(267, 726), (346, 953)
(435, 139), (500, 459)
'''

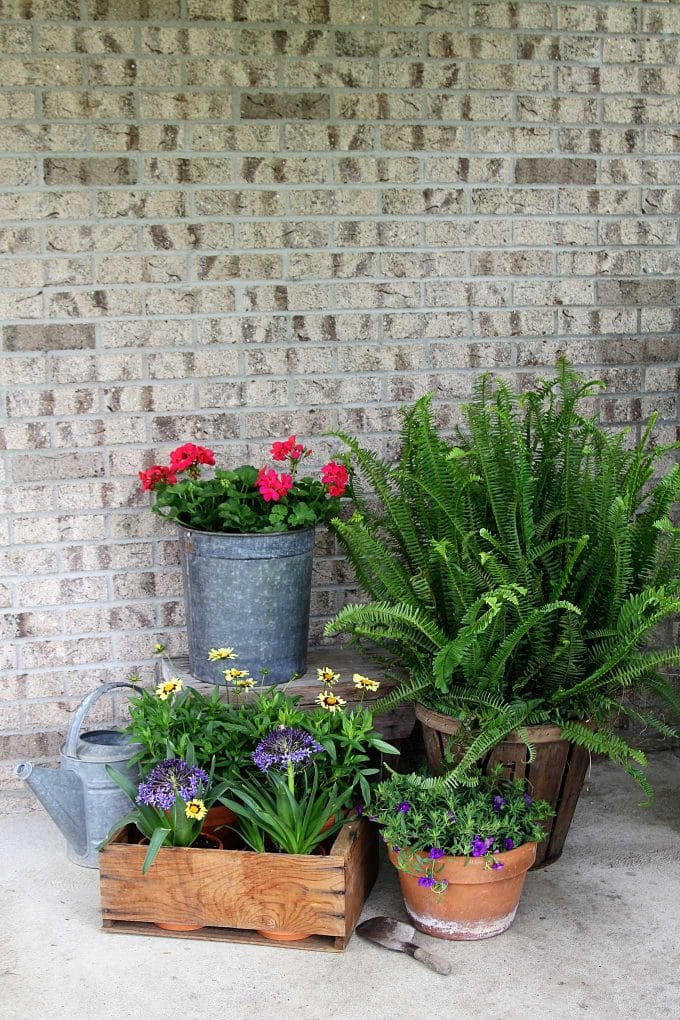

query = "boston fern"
(324, 362), (680, 797)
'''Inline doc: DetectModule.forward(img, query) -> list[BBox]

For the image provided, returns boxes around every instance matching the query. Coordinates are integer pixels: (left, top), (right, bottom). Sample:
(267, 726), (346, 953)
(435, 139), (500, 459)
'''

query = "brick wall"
(1, 0), (678, 802)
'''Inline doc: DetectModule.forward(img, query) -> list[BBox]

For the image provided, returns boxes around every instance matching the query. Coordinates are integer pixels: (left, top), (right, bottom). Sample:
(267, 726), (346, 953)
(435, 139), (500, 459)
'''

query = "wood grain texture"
(100, 820), (376, 945)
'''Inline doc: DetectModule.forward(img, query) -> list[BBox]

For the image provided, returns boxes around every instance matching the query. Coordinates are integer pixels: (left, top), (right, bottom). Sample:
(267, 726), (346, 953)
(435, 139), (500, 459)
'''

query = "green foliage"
(219, 763), (348, 855)
(152, 466), (339, 534)
(367, 767), (553, 888)
(124, 671), (397, 802)
(325, 361), (680, 792)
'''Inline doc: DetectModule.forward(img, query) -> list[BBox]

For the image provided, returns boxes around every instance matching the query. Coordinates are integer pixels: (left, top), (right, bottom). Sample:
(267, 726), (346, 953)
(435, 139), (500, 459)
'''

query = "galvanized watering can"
(15, 682), (141, 869)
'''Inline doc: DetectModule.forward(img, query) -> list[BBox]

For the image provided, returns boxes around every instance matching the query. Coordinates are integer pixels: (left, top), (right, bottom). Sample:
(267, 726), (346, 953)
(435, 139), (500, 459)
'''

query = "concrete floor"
(1, 752), (679, 1020)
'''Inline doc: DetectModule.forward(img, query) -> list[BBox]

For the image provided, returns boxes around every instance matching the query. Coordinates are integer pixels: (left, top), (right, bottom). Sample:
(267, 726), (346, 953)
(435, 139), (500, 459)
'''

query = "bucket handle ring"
(63, 682), (141, 759)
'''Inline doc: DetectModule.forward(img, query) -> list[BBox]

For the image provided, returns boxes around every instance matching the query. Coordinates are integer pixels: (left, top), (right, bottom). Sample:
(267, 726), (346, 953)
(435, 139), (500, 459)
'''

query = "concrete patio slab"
(1, 752), (678, 1020)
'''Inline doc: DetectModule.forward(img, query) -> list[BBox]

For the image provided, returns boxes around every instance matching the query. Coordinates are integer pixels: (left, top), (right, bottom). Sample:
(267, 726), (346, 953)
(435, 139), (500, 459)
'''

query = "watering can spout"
(15, 761), (88, 858)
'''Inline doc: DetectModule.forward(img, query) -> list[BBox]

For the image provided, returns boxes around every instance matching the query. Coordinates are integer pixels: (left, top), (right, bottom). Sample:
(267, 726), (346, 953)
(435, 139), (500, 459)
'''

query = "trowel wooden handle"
(412, 946), (452, 975)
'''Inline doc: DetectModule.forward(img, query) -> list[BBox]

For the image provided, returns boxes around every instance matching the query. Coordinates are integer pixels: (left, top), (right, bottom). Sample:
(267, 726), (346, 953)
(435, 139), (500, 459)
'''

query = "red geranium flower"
(169, 443), (216, 473)
(271, 435), (307, 462)
(139, 465), (177, 492)
(256, 468), (294, 503)
(320, 461), (348, 497)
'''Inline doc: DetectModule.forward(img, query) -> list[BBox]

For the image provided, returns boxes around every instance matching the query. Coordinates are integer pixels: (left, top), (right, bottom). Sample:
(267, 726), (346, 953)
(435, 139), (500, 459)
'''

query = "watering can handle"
(63, 682), (141, 758)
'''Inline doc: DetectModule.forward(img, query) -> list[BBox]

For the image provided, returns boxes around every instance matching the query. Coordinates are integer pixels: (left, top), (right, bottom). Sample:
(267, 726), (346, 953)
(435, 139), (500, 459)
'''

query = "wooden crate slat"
(101, 919), (348, 953)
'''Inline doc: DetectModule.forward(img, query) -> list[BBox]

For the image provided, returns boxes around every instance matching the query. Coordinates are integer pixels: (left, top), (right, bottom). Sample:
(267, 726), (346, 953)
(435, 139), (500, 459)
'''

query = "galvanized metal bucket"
(177, 524), (315, 685)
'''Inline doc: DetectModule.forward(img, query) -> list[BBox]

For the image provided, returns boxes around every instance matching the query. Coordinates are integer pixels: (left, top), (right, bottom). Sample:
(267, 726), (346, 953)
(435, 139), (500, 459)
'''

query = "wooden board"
(100, 819), (377, 951)
(101, 920), (347, 953)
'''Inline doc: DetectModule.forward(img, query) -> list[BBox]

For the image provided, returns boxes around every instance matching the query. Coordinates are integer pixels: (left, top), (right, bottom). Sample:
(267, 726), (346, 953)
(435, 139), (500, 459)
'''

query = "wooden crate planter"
(100, 819), (378, 952)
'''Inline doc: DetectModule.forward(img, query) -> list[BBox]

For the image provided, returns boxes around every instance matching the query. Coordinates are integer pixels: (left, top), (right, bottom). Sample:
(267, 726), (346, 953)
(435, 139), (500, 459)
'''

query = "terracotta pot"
(415, 705), (592, 868)
(388, 841), (536, 941)
(139, 831), (223, 932)
(256, 844), (328, 942)
(202, 804), (242, 848)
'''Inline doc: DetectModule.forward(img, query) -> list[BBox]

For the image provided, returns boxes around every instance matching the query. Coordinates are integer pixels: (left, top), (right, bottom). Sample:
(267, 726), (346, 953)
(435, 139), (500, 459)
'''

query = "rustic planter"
(415, 705), (591, 868)
(99, 819), (377, 952)
(177, 523), (315, 686)
(388, 841), (536, 941)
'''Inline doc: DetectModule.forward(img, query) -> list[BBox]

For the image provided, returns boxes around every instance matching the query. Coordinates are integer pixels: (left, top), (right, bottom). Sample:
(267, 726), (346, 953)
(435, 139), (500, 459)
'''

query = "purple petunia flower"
(392, 845), (400, 854)
(252, 727), (323, 774)
(418, 876), (436, 888)
(504, 837), (515, 851)
(355, 803), (364, 816)
(491, 860), (504, 870)
(523, 793), (532, 805)
(397, 801), (411, 813)
(137, 758), (210, 811)
(470, 835), (494, 858)
(428, 847), (445, 859)
(492, 795), (507, 812)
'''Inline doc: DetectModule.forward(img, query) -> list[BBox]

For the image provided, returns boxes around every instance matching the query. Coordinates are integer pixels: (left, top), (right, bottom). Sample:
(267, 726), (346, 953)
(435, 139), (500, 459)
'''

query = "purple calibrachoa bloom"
(428, 847), (445, 859)
(491, 860), (504, 870)
(397, 801), (411, 813)
(137, 758), (210, 811)
(392, 845), (400, 854)
(447, 812), (457, 823)
(470, 835), (494, 857)
(418, 876), (436, 888)
(523, 793), (533, 805)
(492, 795), (507, 812)
(504, 837), (515, 851)
(252, 726), (323, 773)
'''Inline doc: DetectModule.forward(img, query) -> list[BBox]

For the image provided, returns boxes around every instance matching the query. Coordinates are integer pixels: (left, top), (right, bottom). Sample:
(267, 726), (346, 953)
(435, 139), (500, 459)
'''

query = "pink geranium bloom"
(169, 443), (215, 472)
(256, 468), (293, 502)
(139, 465), (177, 492)
(271, 435), (307, 462)
(320, 461), (349, 497)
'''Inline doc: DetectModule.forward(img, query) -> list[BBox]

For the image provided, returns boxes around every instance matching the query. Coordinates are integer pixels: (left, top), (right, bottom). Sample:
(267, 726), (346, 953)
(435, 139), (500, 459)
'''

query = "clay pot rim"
(388, 840), (537, 882)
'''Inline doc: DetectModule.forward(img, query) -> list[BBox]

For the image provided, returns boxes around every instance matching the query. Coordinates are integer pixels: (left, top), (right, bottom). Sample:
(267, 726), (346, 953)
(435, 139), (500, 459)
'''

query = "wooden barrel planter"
(415, 704), (591, 869)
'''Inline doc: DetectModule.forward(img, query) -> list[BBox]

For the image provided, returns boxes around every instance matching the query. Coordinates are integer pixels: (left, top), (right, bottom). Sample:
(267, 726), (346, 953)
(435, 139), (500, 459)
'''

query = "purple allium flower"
(428, 847), (445, 860)
(503, 837), (515, 851)
(252, 727), (323, 773)
(137, 758), (210, 811)
(491, 860), (504, 870)
(397, 801), (410, 813)
(418, 876), (436, 889)
(523, 793), (532, 805)
(492, 795), (507, 812)
(470, 835), (494, 858)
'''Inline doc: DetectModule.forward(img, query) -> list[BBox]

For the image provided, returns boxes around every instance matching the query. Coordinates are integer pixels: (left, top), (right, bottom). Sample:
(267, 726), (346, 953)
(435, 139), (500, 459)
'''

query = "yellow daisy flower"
(208, 647), (237, 661)
(154, 677), (182, 700)
(153, 643), (166, 655)
(233, 677), (256, 690)
(184, 799), (207, 821)
(317, 666), (340, 686)
(127, 672), (141, 684)
(353, 673), (380, 693)
(316, 690), (346, 713)
(224, 668), (251, 681)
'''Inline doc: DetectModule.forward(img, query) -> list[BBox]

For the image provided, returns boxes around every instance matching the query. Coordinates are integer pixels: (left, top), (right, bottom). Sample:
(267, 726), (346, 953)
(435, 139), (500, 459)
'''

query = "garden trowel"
(356, 916), (451, 975)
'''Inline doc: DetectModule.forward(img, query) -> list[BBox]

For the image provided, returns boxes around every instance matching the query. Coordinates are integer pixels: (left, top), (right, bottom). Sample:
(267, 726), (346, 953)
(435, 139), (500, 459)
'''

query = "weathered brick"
(515, 158), (597, 184)
(3, 324), (95, 353)
(241, 92), (330, 120)
(597, 280), (676, 306)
